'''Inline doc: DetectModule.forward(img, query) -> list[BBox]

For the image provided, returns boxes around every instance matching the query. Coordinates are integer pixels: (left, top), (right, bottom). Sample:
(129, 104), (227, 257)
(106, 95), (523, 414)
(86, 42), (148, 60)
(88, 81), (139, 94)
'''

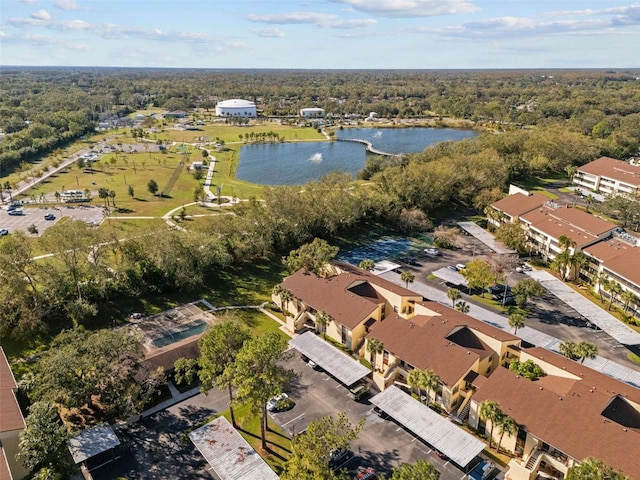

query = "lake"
(236, 127), (478, 186)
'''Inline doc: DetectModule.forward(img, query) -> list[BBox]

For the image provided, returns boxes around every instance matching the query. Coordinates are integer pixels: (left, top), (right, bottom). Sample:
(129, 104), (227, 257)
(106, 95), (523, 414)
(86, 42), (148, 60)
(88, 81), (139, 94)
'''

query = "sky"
(1, 0), (640, 69)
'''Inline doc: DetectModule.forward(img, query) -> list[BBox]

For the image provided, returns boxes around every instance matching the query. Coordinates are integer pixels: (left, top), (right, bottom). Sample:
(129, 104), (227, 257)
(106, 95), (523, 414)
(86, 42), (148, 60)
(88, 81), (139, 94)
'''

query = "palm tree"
(479, 400), (503, 449)
(568, 251), (588, 282)
(576, 342), (598, 363)
(559, 341), (578, 360)
(455, 301), (470, 313)
(592, 273), (607, 302)
(551, 250), (572, 281)
(606, 281), (623, 310)
(367, 338), (384, 370)
(278, 288), (294, 316)
(315, 310), (332, 339)
(497, 415), (517, 453)
(400, 270), (415, 288)
(508, 312), (526, 335)
(407, 369), (425, 399)
(421, 369), (440, 404)
(359, 259), (375, 272)
(558, 234), (576, 252)
(447, 288), (461, 308)
(621, 290), (637, 313)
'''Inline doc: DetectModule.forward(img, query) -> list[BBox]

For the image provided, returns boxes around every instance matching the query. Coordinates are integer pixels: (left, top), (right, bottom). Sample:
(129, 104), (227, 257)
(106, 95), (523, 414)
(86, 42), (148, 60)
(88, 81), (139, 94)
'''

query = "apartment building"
(469, 347), (640, 480)
(0, 348), (28, 480)
(573, 156), (640, 196)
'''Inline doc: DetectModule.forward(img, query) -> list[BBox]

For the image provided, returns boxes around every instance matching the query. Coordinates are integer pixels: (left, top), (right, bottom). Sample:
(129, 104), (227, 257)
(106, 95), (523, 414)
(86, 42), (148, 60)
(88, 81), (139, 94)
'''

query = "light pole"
(502, 272), (512, 308)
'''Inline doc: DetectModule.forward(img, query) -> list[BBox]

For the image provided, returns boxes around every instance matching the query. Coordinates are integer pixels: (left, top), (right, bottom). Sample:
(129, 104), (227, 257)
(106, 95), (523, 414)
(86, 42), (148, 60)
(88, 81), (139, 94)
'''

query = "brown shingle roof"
(578, 156), (640, 187)
(280, 265), (421, 330)
(491, 193), (548, 218)
(0, 348), (25, 434)
(367, 302), (518, 386)
(584, 238), (640, 287)
(520, 205), (616, 247)
(473, 347), (640, 478)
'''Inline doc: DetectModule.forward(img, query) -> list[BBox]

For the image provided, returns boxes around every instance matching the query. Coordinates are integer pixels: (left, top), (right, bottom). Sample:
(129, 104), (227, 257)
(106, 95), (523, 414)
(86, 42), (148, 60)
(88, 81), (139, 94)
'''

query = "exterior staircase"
(456, 401), (471, 422)
(526, 449), (542, 470)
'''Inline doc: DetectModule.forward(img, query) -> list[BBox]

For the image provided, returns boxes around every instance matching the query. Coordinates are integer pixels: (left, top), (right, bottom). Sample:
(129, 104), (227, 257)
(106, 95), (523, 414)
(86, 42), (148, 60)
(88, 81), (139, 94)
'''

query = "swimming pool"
(152, 321), (208, 348)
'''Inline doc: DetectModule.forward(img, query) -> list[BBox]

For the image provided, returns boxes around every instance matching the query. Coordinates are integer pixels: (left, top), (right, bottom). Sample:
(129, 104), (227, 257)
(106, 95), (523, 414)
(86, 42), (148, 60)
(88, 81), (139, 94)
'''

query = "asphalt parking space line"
(281, 413), (305, 427)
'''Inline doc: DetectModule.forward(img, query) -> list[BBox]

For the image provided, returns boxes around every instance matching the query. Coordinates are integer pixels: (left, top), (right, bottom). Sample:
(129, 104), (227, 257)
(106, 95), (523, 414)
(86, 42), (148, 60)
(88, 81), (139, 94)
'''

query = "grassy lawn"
(231, 308), (288, 340)
(201, 402), (292, 475)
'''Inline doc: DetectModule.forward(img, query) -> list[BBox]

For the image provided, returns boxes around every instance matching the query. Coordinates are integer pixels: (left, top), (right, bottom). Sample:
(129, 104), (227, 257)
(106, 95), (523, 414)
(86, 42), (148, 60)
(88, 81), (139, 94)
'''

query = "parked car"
(348, 383), (370, 401)
(434, 449), (449, 461)
(516, 264), (532, 273)
(447, 265), (460, 272)
(371, 405), (390, 419)
(424, 248), (441, 256)
(353, 467), (378, 480)
(456, 263), (466, 271)
(44, 213), (56, 220)
(328, 448), (353, 470)
(0, 228), (8, 236)
(487, 284), (510, 295)
(468, 460), (494, 480)
(129, 312), (144, 320)
(266, 393), (294, 412)
(7, 208), (23, 216)
(399, 256), (419, 266)
(493, 293), (516, 306)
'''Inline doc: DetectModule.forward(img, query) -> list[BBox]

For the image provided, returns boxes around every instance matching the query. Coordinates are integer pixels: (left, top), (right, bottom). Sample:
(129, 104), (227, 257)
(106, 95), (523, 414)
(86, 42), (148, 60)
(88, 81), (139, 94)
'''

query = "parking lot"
(272, 352), (488, 480)
(0, 204), (104, 236)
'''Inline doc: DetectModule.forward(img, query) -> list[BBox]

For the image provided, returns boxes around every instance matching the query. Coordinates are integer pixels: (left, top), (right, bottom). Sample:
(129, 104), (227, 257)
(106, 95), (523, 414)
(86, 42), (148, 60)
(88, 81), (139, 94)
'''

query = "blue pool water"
(152, 321), (208, 348)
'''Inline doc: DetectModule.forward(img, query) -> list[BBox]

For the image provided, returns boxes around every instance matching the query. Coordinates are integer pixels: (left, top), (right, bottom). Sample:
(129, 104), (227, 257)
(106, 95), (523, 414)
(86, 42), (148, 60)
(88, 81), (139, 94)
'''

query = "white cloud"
(31, 9), (51, 21)
(245, 11), (375, 29)
(55, 19), (91, 31)
(250, 27), (286, 38)
(20, 0), (38, 4)
(331, 0), (479, 17)
(54, 0), (81, 10)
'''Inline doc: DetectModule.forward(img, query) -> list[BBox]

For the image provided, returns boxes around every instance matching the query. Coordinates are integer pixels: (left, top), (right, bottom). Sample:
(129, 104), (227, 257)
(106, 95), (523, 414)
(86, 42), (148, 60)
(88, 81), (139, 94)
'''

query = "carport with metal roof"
(432, 267), (468, 287)
(289, 331), (371, 386)
(370, 386), (484, 468)
(189, 417), (279, 480)
(458, 221), (517, 255)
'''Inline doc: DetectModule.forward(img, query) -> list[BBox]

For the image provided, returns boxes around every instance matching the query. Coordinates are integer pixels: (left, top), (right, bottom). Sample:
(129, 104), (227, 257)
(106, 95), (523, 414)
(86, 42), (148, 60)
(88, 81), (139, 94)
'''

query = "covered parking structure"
(370, 386), (485, 469)
(432, 267), (468, 287)
(289, 331), (371, 387)
(457, 221), (516, 255)
(190, 417), (279, 480)
(68, 423), (121, 473)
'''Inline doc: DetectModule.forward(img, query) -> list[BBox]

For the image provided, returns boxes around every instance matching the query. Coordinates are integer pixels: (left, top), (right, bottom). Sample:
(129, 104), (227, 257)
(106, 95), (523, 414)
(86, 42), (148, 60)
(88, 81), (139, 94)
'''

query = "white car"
(516, 264), (532, 273)
(266, 393), (293, 412)
(456, 263), (466, 271)
(424, 248), (441, 256)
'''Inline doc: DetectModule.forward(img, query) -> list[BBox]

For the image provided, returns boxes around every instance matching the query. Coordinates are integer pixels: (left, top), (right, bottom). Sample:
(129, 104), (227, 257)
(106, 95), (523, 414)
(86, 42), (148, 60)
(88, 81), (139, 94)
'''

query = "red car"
(353, 467), (378, 480)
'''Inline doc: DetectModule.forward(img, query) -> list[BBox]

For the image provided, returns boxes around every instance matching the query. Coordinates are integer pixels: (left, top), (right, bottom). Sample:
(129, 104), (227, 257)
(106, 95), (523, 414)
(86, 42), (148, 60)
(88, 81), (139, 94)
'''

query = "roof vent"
(539, 387), (543, 390)
(558, 397), (563, 401)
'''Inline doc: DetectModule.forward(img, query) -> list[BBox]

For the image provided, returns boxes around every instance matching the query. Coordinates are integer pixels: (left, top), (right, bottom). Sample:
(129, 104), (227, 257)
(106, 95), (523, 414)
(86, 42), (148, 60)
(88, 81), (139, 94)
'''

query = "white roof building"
(300, 107), (325, 118)
(215, 99), (256, 117)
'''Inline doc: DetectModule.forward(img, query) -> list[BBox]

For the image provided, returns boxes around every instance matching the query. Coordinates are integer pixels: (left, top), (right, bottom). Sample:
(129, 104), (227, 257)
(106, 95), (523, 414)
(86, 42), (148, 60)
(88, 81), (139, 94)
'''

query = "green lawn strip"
(231, 309), (288, 340)
(627, 352), (640, 364)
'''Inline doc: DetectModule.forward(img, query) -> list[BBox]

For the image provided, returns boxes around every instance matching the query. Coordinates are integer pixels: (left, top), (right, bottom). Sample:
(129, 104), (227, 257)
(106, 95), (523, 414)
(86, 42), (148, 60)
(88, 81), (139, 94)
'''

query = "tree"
(564, 165), (578, 183)
(109, 189), (116, 207)
(551, 250), (572, 281)
(606, 280), (623, 310)
(566, 457), (629, 480)
(509, 359), (545, 381)
(284, 237), (339, 276)
(400, 270), (415, 288)
(511, 278), (546, 309)
(447, 288), (461, 308)
(128, 184), (135, 199)
(421, 369), (440, 404)
(576, 341), (598, 363)
(455, 300), (470, 313)
(315, 310), (333, 339)
(621, 289), (637, 313)
(496, 415), (517, 453)
(494, 222), (528, 252)
(173, 357), (198, 386)
(147, 179), (159, 196)
(367, 338), (384, 368)
(508, 312), (526, 334)
(389, 460), (440, 480)
(558, 234), (576, 252)
(281, 413), (364, 480)
(592, 272), (606, 302)
(359, 258), (375, 272)
(30, 327), (164, 423)
(230, 331), (297, 450)
(460, 259), (494, 297)
(479, 400), (502, 449)
(198, 316), (251, 427)
(559, 341), (579, 360)
(18, 402), (71, 476)
(407, 369), (425, 398)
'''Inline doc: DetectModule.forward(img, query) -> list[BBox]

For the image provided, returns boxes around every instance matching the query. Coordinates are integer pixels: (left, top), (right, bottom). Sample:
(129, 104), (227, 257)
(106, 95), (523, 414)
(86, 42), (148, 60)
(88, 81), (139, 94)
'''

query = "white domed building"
(215, 99), (257, 118)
